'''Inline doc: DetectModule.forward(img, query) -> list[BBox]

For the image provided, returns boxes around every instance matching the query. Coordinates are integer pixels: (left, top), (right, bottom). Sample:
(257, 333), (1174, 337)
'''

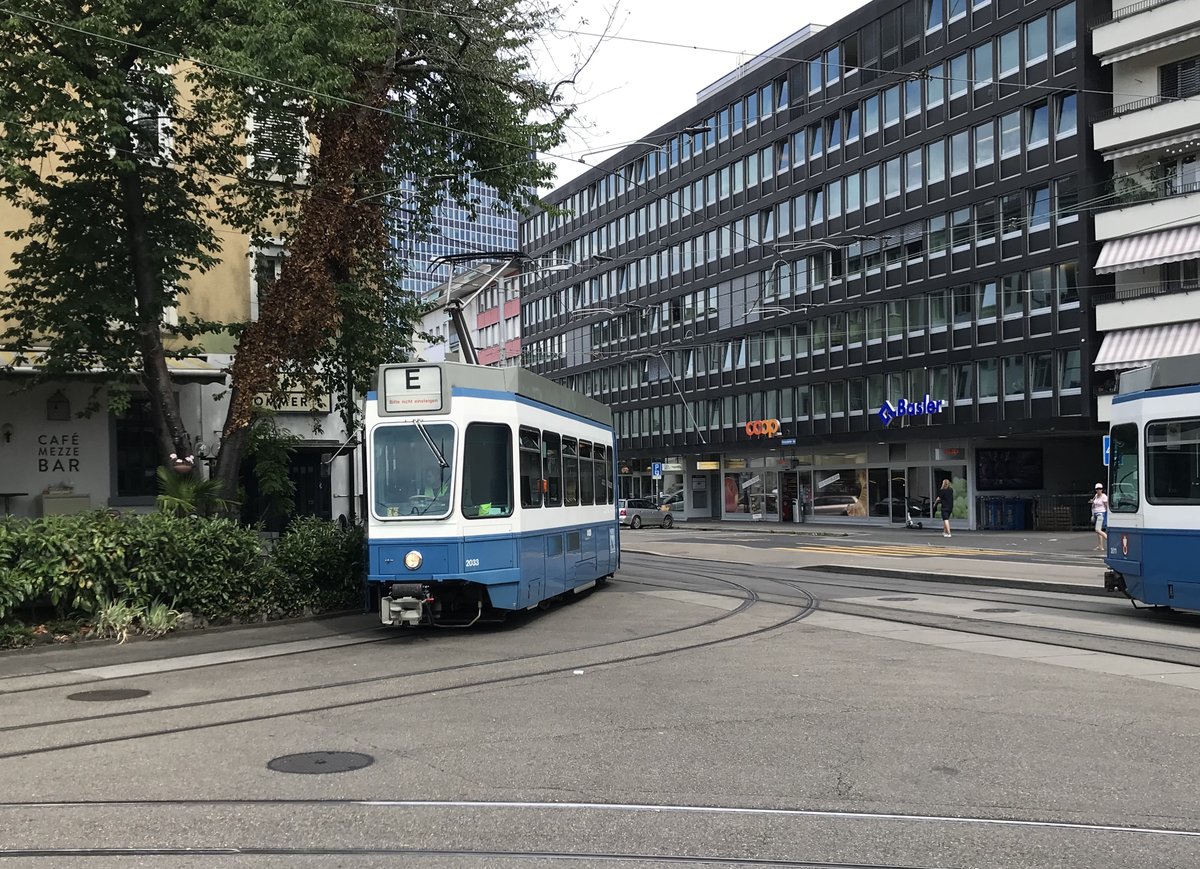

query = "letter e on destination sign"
(383, 366), (443, 412)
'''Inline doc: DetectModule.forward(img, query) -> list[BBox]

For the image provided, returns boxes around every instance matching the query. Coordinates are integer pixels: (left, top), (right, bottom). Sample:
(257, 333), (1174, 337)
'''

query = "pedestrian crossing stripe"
(769, 544), (1016, 559)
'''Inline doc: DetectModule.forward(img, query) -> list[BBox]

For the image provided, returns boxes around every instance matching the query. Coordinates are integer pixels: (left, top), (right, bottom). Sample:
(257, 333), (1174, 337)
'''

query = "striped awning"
(1105, 130), (1200, 161)
(1095, 225), (1200, 274)
(1101, 25), (1200, 65)
(0, 350), (225, 381)
(1094, 321), (1200, 371)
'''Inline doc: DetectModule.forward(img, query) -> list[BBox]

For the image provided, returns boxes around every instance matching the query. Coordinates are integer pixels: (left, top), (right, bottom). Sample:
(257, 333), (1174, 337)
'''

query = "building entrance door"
(889, 469), (908, 523)
(781, 472), (799, 522)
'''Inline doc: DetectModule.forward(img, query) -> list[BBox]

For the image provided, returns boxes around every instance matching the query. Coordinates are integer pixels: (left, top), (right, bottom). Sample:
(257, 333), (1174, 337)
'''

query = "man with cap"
(1090, 483), (1109, 551)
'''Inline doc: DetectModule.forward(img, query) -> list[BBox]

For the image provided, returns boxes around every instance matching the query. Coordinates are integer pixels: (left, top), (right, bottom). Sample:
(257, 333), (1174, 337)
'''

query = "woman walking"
(933, 478), (954, 538)
(1091, 483), (1109, 551)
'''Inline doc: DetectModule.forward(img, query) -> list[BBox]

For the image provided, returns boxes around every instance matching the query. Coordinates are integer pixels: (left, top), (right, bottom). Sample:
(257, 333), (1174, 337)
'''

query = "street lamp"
(579, 126), (711, 161)
(354, 173), (455, 204)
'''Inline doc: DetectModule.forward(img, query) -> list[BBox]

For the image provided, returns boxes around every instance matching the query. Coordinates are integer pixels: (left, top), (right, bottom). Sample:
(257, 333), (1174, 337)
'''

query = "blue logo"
(1102, 435), (1111, 467)
(651, 462), (663, 479)
(878, 395), (947, 426)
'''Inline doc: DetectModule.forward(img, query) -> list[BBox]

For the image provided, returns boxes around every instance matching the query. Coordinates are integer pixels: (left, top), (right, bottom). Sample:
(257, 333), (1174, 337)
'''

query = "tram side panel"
(1105, 387), (1200, 609)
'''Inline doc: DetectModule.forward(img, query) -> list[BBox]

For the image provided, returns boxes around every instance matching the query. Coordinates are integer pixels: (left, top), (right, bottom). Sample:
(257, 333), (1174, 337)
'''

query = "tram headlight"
(403, 550), (423, 571)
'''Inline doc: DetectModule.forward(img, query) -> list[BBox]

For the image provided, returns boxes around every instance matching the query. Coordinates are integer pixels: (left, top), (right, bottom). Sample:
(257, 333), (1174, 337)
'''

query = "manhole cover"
(878, 596), (917, 601)
(267, 751), (374, 775)
(975, 607), (1019, 614)
(67, 688), (150, 702)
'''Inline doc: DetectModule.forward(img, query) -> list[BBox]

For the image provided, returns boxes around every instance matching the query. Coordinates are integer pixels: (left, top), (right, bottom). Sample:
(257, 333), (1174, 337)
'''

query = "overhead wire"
(325, 0), (1200, 108)
(5, 1), (1172, 276)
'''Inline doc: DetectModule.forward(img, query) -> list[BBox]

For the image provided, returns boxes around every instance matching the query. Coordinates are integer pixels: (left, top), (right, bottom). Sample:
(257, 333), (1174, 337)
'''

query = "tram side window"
(519, 426), (542, 508)
(461, 423), (513, 519)
(605, 445), (615, 504)
(1110, 423), (1139, 513)
(1146, 418), (1200, 505)
(579, 441), (595, 505)
(543, 432), (562, 507)
(563, 437), (579, 506)
(593, 444), (607, 506)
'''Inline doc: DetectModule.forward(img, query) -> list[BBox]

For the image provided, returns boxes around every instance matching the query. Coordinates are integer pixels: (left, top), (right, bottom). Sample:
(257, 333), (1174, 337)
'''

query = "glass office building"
(391, 176), (519, 296)
(520, 0), (1109, 528)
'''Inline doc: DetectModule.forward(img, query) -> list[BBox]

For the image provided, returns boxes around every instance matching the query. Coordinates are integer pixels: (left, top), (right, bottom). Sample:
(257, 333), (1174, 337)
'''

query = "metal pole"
(659, 351), (707, 445)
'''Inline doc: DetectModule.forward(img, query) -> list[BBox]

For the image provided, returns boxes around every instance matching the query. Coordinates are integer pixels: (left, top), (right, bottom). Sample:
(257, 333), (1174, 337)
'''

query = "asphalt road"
(3, 555), (1200, 868)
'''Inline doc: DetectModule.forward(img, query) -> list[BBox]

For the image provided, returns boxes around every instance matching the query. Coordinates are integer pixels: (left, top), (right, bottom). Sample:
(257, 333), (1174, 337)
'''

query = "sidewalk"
(623, 521), (1109, 596)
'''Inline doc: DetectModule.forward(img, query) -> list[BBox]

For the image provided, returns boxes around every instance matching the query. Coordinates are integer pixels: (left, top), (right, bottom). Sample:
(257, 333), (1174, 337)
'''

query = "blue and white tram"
(365, 362), (620, 626)
(1104, 355), (1200, 609)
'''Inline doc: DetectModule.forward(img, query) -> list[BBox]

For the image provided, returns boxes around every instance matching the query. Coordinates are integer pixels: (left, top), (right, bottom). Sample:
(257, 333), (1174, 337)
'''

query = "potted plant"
(169, 453), (195, 475)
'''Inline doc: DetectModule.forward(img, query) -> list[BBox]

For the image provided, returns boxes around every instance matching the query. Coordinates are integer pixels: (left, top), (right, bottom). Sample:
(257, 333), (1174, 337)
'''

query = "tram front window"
(462, 423), (514, 519)
(373, 423), (455, 519)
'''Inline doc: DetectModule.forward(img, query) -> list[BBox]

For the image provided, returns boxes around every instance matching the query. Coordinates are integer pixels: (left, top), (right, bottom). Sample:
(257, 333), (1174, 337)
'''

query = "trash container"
(983, 497), (1003, 530)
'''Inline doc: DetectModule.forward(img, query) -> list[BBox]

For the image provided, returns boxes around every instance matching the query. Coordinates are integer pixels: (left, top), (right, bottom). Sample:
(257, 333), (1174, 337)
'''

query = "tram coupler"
(1104, 570), (1126, 594)
(381, 583), (429, 627)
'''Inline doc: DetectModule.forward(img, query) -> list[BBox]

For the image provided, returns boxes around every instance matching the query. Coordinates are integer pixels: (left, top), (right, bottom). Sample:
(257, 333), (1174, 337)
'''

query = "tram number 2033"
(465, 558), (481, 568)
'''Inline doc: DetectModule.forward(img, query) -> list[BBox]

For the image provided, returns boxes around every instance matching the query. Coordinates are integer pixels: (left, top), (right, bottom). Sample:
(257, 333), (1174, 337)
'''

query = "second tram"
(1103, 354), (1200, 609)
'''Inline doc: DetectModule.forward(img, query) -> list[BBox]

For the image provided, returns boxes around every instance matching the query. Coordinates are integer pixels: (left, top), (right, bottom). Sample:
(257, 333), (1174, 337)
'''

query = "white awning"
(1094, 225), (1200, 274)
(1105, 130), (1200, 161)
(0, 350), (225, 382)
(1094, 321), (1200, 371)
(1101, 25), (1200, 65)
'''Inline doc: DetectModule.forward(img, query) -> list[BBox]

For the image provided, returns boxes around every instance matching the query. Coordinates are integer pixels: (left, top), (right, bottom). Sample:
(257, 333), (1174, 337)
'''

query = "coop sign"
(878, 395), (947, 426)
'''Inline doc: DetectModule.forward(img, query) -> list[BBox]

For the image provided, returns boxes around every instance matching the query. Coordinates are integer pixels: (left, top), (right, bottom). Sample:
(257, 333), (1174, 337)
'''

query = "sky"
(533, 0), (872, 191)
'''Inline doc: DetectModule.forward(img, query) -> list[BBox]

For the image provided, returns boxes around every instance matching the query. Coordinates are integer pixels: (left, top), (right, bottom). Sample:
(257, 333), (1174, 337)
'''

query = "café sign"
(878, 395), (946, 426)
(252, 391), (331, 414)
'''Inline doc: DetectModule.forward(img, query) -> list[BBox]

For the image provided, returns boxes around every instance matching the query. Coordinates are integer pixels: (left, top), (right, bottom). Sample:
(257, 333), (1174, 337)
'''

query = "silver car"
(619, 498), (674, 529)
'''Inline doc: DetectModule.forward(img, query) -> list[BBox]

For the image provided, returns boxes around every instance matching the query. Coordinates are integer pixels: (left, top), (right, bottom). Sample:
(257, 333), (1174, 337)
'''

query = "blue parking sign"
(1102, 435), (1111, 467)
(651, 462), (663, 480)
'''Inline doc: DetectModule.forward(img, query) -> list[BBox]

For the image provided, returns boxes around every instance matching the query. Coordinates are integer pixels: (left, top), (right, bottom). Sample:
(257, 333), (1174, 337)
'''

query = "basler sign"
(878, 395), (946, 426)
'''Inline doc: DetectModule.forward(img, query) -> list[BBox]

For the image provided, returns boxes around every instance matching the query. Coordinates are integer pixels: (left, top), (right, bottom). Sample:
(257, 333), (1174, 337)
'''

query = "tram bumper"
(1104, 569), (1127, 594)
(381, 583), (428, 626)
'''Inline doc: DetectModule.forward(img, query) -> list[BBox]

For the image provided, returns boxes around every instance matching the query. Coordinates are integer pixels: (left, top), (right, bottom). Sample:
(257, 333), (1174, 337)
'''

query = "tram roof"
(1119, 354), (1200, 395)
(376, 362), (613, 426)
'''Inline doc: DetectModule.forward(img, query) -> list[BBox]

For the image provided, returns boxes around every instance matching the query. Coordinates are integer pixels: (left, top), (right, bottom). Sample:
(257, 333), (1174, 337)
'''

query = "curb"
(670, 525), (852, 538)
(796, 564), (1107, 597)
(621, 548), (1107, 597)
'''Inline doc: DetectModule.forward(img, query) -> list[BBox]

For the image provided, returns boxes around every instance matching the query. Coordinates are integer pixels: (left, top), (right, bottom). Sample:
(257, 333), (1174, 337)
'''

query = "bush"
(270, 517), (364, 613)
(0, 512), (362, 633)
(0, 511), (271, 624)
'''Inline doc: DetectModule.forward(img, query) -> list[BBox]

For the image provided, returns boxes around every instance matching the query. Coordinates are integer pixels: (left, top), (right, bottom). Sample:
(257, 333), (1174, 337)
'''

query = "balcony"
(1092, 0), (1200, 59)
(1094, 96), (1200, 153)
(1094, 186), (1200, 239)
(1093, 284), (1200, 332)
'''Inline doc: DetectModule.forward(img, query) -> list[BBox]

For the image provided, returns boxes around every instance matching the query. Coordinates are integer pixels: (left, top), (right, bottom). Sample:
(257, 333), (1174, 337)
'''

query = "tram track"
(0, 845), (938, 867)
(0, 569), (815, 759)
(620, 554), (1200, 669)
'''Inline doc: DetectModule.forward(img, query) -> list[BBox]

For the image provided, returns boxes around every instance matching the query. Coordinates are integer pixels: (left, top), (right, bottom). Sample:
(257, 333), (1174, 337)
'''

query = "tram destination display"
(382, 366), (444, 413)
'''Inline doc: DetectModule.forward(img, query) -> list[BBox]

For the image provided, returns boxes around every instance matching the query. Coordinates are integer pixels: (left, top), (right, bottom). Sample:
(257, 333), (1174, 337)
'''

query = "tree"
(0, 0), (570, 500)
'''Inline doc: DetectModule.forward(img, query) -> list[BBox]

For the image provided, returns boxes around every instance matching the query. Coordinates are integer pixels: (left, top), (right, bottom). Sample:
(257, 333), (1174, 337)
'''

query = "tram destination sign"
(383, 366), (444, 413)
(878, 395), (946, 426)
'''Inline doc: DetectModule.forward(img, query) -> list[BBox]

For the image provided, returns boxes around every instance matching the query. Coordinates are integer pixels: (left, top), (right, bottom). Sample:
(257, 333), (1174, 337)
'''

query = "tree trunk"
(116, 134), (192, 467)
(212, 403), (249, 507)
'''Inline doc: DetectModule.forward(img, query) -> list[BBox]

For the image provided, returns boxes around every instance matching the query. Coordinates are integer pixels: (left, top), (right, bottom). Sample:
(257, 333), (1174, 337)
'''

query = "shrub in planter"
(0, 512), (271, 624)
(270, 518), (364, 612)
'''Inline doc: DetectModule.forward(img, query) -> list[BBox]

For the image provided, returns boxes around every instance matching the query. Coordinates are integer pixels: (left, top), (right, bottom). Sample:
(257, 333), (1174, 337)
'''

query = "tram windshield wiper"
(414, 419), (448, 469)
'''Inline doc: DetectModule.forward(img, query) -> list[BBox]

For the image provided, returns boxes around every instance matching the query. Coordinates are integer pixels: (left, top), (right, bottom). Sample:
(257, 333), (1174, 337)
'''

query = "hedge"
(0, 511), (363, 626)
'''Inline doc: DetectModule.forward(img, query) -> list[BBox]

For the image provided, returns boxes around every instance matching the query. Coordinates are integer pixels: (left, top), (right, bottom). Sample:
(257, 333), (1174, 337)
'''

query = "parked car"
(619, 498), (674, 529)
